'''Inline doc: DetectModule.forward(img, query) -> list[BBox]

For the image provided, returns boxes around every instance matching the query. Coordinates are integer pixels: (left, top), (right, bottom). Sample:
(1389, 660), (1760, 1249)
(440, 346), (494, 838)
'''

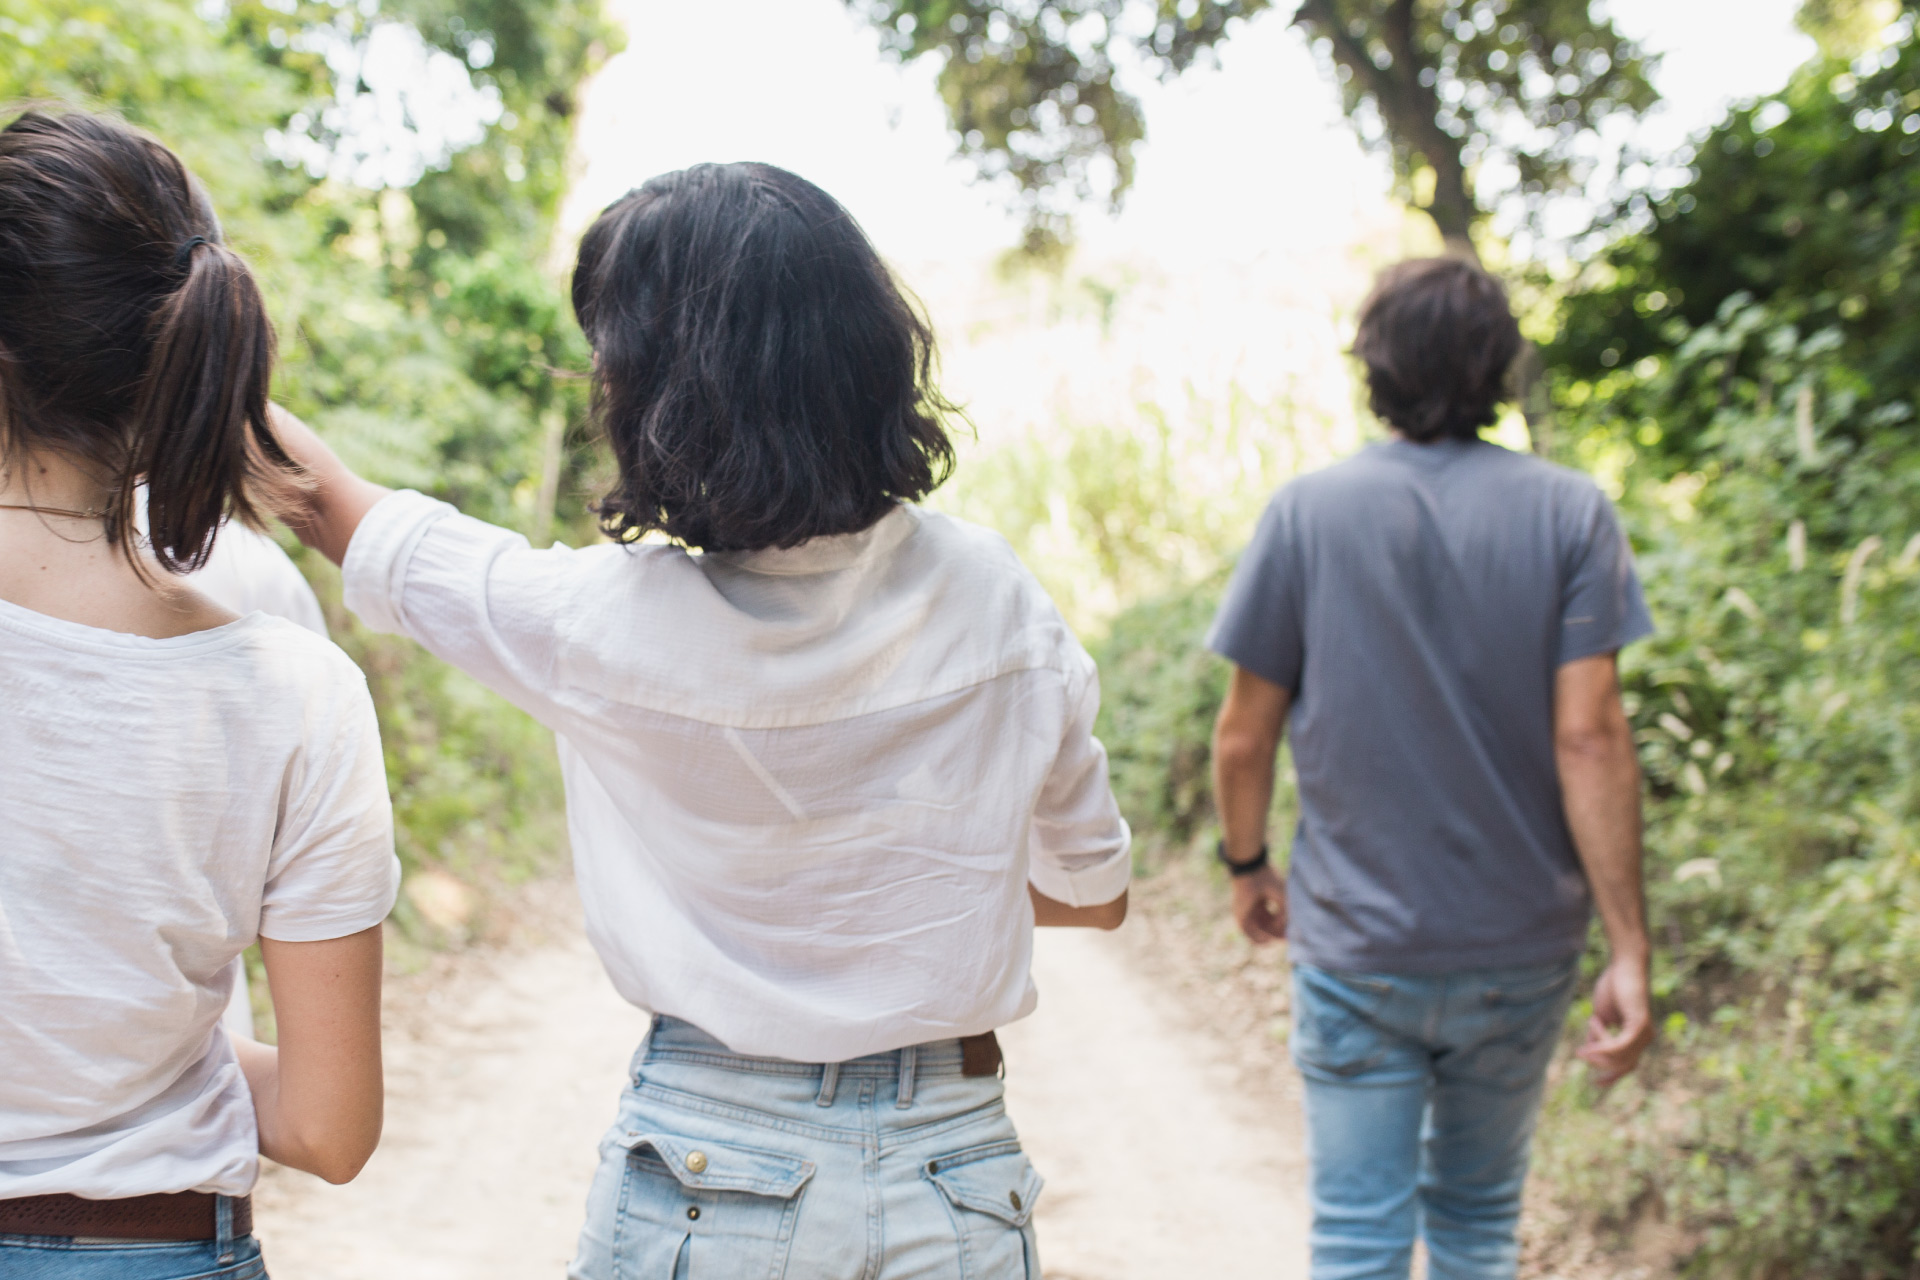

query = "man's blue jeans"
(1291, 958), (1579, 1280)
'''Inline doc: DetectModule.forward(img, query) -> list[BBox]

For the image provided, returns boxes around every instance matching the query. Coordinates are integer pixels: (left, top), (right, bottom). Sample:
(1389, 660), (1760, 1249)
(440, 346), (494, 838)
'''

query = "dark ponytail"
(0, 109), (297, 573)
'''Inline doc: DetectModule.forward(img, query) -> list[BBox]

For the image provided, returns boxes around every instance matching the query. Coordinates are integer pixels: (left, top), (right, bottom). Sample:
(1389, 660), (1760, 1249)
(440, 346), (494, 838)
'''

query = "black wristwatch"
(1216, 839), (1270, 877)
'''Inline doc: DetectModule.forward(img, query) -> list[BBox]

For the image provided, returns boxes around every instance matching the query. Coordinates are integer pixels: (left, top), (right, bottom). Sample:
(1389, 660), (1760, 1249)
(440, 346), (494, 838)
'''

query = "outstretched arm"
(271, 406), (390, 566)
(1211, 665), (1291, 945)
(1555, 651), (1655, 1086)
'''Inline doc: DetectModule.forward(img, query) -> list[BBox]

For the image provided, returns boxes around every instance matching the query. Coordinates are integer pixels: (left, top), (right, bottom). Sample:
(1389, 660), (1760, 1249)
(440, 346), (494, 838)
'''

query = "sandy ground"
(252, 888), (1310, 1279)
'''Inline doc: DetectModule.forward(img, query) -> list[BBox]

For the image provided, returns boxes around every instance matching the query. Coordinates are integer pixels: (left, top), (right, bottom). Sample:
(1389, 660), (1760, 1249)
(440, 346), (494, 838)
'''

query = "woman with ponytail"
(0, 110), (397, 1278)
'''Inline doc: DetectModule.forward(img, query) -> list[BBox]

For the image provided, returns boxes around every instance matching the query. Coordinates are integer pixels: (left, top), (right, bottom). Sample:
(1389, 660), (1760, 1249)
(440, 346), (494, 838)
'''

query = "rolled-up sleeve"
(1027, 662), (1133, 907)
(342, 489), (572, 726)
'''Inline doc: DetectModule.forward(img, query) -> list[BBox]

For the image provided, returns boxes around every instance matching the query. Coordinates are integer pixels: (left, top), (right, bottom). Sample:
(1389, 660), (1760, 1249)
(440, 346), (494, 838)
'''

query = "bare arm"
(1554, 652), (1655, 1086)
(232, 925), (384, 1183)
(269, 406), (390, 567)
(1211, 665), (1292, 944)
(1029, 883), (1127, 929)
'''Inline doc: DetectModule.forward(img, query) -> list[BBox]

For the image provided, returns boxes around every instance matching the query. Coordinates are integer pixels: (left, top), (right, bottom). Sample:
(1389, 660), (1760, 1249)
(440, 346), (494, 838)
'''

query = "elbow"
(1096, 891), (1129, 931)
(1555, 722), (1632, 762)
(1213, 727), (1278, 777)
(282, 1116), (381, 1185)
(306, 1135), (378, 1185)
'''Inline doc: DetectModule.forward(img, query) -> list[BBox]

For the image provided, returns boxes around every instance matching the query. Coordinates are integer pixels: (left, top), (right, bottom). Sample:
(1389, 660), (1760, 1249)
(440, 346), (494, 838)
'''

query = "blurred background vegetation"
(5, 0), (1916, 1272)
(0, 0), (618, 949)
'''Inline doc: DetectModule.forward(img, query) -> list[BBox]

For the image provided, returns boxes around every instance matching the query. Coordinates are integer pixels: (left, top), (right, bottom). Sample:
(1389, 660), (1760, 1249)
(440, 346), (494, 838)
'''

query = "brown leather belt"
(0, 1192), (251, 1241)
(959, 1029), (1003, 1077)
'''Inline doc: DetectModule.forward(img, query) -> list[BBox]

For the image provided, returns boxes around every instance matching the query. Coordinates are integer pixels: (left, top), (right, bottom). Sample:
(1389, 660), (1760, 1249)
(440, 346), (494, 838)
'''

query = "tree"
(1549, 10), (1920, 463)
(850, 0), (1657, 256)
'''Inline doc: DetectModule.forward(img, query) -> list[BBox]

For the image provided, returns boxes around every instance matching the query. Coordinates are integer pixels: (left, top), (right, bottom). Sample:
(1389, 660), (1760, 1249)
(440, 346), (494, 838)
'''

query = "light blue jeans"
(1291, 958), (1580, 1280)
(569, 1016), (1042, 1280)
(0, 1198), (264, 1279)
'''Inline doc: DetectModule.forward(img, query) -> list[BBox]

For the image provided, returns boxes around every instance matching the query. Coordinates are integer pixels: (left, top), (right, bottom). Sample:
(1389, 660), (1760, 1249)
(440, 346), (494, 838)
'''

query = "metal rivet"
(686, 1205), (700, 1221)
(1009, 1190), (1023, 1211)
(685, 1150), (709, 1174)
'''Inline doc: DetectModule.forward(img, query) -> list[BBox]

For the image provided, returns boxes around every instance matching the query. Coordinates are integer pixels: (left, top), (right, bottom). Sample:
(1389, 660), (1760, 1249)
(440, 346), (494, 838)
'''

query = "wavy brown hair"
(0, 109), (295, 572)
(571, 163), (957, 553)
(1352, 257), (1522, 443)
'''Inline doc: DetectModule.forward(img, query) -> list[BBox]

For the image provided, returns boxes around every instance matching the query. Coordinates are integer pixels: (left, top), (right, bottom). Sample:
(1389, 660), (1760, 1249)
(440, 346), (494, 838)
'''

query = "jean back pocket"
(924, 1139), (1043, 1279)
(614, 1131), (814, 1280)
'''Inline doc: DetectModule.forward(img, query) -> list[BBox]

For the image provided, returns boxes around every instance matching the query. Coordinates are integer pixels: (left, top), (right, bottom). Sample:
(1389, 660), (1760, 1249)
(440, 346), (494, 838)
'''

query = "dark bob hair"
(1351, 256), (1522, 443)
(571, 162), (957, 552)
(0, 109), (294, 572)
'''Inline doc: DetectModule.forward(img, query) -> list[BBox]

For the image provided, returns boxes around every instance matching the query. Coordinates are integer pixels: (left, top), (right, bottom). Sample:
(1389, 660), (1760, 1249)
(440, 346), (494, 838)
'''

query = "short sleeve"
(1559, 486), (1655, 665)
(259, 664), (400, 942)
(342, 489), (573, 725)
(1206, 492), (1305, 691)
(1026, 660), (1133, 907)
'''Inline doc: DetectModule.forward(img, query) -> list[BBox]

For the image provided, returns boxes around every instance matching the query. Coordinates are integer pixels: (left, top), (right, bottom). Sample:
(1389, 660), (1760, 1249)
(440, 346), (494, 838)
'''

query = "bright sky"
(566, 0), (1815, 270)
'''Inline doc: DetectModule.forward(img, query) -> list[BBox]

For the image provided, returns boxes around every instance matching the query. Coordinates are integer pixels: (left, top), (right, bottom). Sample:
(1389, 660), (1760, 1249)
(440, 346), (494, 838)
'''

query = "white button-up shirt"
(345, 493), (1130, 1061)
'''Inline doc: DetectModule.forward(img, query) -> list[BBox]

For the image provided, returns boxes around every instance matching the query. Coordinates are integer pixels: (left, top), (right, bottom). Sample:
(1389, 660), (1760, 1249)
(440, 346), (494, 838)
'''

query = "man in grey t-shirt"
(1208, 258), (1655, 1280)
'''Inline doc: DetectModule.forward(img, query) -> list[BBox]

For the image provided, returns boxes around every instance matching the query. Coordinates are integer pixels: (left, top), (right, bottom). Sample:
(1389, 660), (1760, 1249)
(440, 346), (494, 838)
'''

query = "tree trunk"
(1292, 0), (1552, 451)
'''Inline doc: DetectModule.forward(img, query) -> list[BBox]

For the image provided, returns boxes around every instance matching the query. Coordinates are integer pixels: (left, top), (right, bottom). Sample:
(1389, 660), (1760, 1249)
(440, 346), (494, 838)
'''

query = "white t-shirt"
(182, 521), (331, 1042)
(190, 522), (329, 639)
(345, 492), (1130, 1062)
(0, 601), (398, 1198)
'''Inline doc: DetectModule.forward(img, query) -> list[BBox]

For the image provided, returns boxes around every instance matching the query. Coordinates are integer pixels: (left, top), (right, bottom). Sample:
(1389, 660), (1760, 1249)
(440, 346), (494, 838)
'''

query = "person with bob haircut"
(1207, 256), (1656, 1280)
(0, 110), (399, 1278)
(276, 161), (1132, 1279)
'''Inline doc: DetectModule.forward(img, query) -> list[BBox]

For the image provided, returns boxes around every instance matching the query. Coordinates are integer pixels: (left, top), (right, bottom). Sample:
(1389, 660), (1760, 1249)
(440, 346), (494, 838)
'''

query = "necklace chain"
(0, 501), (104, 520)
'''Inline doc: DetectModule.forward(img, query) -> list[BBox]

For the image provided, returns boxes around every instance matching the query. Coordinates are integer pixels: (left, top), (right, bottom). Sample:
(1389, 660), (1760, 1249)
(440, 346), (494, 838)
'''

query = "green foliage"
(1534, 312), (1920, 1276)
(0, 0), (616, 934)
(1523, 316), (1920, 1274)
(1090, 571), (1230, 854)
(1548, 14), (1920, 463)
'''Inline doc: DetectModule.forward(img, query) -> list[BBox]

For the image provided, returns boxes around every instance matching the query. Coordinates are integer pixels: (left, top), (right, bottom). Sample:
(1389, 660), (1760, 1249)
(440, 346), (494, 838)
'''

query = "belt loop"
(215, 1194), (236, 1263)
(814, 1061), (840, 1108)
(895, 1043), (919, 1110)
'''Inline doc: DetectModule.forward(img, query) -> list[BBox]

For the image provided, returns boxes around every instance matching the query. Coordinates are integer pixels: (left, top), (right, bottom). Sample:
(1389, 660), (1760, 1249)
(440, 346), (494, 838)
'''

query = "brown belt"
(959, 1029), (1003, 1077)
(0, 1191), (251, 1241)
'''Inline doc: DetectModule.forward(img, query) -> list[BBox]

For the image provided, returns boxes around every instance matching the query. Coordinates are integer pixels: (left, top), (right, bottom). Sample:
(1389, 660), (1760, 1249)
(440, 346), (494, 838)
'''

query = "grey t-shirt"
(1208, 438), (1653, 973)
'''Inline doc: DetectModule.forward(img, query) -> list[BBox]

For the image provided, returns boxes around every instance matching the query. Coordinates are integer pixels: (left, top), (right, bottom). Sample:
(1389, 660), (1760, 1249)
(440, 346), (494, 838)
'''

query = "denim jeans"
(0, 1198), (264, 1280)
(1291, 958), (1579, 1280)
(569, 1016), (1042, 1280)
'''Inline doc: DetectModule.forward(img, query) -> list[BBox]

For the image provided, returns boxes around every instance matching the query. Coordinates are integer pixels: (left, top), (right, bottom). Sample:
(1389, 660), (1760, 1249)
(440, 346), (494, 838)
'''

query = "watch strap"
(1216, 839), (1270, 877)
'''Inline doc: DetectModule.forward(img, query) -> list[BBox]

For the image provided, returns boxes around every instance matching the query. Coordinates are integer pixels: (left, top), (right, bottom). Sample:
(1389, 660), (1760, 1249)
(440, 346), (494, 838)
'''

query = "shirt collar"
(706, 505), (917, 577)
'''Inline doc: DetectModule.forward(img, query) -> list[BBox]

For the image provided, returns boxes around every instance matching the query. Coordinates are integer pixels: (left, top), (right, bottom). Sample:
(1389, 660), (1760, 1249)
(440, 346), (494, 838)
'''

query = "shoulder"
(228, 616), (372, 703)
(903, 507), (1090, 668)
(904, 507), (1050, 600)
(1255, 448), (1400, 532)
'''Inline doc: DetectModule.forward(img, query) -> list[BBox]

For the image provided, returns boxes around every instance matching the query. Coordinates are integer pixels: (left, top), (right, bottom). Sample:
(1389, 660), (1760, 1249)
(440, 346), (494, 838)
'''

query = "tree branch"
(1292, 0), (1477, 255)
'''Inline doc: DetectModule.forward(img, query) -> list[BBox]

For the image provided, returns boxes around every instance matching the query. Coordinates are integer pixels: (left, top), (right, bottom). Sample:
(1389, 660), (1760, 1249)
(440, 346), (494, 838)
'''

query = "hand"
(1576, 953), (1654, 1088)
(1230, 864), (1288, 945)
(266, 405), (390, 567)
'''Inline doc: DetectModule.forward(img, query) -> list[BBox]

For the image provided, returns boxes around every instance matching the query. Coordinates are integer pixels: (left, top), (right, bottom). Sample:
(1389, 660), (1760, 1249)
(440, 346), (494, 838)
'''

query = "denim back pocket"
(924, 1139), (1043, 1280)
(1458, 961), (1581, 1088)
(1290, 965), (1397, 1080)
(613, 1130), (815, 1280)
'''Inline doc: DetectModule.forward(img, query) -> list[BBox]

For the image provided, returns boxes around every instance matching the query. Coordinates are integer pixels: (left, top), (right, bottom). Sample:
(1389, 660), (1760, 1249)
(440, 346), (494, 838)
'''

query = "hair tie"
(173, 235), (209, 268)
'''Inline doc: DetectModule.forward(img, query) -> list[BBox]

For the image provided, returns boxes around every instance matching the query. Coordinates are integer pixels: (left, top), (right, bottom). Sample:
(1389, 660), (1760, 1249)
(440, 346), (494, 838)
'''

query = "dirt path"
(253, 891), (1308, 1279)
